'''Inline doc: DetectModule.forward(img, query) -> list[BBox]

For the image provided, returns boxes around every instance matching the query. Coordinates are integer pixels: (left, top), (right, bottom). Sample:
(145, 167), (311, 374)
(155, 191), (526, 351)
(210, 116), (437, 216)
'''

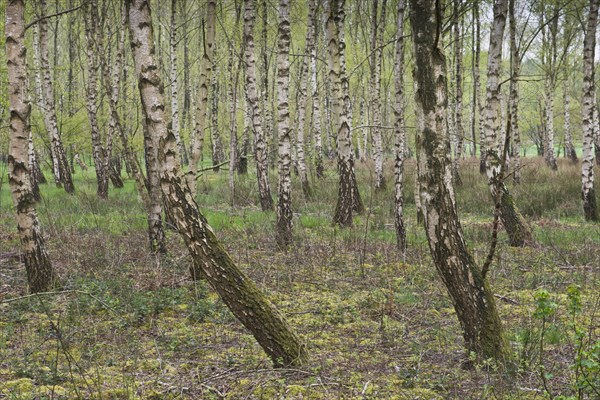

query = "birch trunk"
(484, 0), (534, 247)
(188, 0), (216, 194)
(564, 83), (577, 162)
(210, 66), (224, 171)
(276, 0), (293, 247)
(452, 0), (464, 185)
(410, 0), (512, 363)
(509, 0), (522, 183)
(582, 0), (599, 221)
(169, 0), (184, 163)
(100, 3), (148, 205)
(6, 0), (56, 293)
(311, 26), (324, 178)
(370, 0), (386, 190)
(83, 2), (110, 199)
(393, 0), (406, 253)
(475, 3), (486, 173)
(126, 0), (307, 366)
(544, 78), (558, 170)
(295, 0), (316, 199)
(37, 0), (74, 193)
(328, 0), (362, 226)
(244, 0), (273, 210)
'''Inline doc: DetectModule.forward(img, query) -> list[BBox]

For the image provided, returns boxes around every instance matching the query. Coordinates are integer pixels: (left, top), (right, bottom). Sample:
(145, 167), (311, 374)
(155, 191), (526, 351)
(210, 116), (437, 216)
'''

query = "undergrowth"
(0, 157), (599, 399)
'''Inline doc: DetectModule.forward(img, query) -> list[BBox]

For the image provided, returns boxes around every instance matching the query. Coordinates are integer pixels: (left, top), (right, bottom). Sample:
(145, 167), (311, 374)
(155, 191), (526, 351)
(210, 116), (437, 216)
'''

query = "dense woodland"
(1, 0), (600, 398)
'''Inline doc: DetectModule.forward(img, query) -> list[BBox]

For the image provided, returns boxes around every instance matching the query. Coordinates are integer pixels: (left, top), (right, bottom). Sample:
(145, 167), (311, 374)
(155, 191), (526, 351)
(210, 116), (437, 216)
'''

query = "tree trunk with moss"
(483, 0), (534, 247)
(126, 0), (307, 366)
(582, 0), (599, 221)
(409, 0), (513, 364)
(6, 0), (56, 293)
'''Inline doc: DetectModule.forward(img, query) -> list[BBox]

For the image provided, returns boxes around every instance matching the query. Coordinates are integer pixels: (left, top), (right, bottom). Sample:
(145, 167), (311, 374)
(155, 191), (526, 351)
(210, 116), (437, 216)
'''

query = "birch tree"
(169, 0), (184, 163)
(36, 0), (74, 193)
(126, 0), (307, 366)
(328, 0), (363, 226)
(6, 0), (56, 293)
(83, 1), (110, 199)
(188, 0), (216, 195)
(370, 0), (387, 190)
(393, 0), (406, 252)
(483, 0), (534, 247)
(244, 0), (273, 211)
(276, 0), (293, 247)
(409, 0), (512, 363)
(582, 0), (599, 221)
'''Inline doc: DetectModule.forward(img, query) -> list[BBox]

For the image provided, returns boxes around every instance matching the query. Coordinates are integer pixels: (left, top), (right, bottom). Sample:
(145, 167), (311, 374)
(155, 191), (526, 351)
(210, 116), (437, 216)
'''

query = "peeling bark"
(6, 0), (56, 293)
(483, 0), (534, 247)
(409, 0), (512, 363)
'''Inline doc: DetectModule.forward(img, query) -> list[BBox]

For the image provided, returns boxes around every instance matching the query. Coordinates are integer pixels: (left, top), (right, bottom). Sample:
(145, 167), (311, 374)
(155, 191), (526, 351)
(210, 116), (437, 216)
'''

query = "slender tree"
(36, 0), (74, 193)
(409, 0), (512, 363)
(6, 0), (56, 293)
(310, 4), (324, 178)
(244, 0), (273, 211)
(370, 0), (387, 190)
(328, 0), (363, 226)
(188, 0), (216, 194)
(452, 0), (465, 185)
(275, 0), (293, 247)
(83, 1), (110, 199)
(126, 0), (307, 366)
(393, 0), (406, 252)
(582, 0), (599, 221)
(483, 0), (534, 247)
(169, 0), (184, 163)
(508, 0), (522, 183)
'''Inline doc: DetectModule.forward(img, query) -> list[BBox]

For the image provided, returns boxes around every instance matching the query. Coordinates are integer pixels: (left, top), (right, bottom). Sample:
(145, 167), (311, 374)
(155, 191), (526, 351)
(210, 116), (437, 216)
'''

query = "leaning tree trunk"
(244, 0), (274, 211)
(509, 0), (522, 184)
(483, 0), (534, 247)
(409, 0), (512, 364)
(328, 0), (362, 226)
(126, 0), (307, 366)
(188, 0), (216, 194)
(582, 0), (599, 221)
(393, 0), (406, 253)
(37, 0), (74, 193)
(6, 0), (56, 293)
(275, 0), (293, 248)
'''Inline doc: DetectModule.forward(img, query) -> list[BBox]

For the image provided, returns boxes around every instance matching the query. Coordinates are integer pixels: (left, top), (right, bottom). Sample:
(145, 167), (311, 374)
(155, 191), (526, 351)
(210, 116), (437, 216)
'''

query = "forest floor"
(0, 157), (599, 399)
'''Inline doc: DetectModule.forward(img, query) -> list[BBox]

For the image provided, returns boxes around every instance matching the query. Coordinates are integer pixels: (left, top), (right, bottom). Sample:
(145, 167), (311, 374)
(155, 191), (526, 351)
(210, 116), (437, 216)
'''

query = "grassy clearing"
(0, 157), (599, 399)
